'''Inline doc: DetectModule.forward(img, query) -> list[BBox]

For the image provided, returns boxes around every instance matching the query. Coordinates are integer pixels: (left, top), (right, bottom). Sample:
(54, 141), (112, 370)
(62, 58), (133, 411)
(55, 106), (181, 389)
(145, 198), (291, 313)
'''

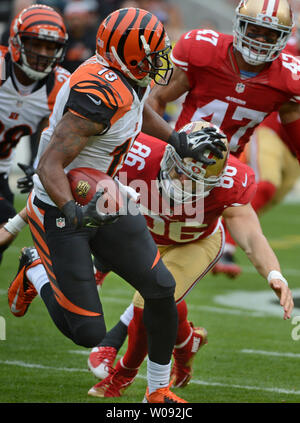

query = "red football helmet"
(96, 7), (173, 87)
(9, 4), (68, 80)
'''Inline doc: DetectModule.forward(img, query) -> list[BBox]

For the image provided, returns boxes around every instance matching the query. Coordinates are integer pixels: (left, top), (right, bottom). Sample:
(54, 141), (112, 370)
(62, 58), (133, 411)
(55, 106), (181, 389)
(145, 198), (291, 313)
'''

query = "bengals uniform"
(0, 45), (70, 175)
(0, 45), (69, 233)
(170, 30), (300, 156)
(117, 132), (256, 307)
(33, 56), (151, 205)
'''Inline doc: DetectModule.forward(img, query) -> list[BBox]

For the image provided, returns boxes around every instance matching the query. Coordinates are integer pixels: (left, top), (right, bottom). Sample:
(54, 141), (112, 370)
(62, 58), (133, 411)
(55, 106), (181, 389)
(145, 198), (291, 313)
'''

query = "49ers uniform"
(33, 56), (150, 206)
(0, 46), (70, 174)
(119, 132), (256, 305)
(171, 30), (300, 156)
(244, 37), (300, 214)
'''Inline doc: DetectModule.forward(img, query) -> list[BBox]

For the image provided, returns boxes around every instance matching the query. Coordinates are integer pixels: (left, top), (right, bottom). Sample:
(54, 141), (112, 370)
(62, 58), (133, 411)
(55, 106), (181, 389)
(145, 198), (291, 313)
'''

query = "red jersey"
(257, 39), (300, 155)
(118, 133), (256, 245)
(171, 30), (300, 156)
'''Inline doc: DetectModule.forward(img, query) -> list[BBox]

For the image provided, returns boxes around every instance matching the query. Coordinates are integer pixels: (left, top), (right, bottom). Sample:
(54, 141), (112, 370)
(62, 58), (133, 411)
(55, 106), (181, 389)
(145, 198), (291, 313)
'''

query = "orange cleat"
(8, 247), (41, 317)
(143, 386), (188, 403)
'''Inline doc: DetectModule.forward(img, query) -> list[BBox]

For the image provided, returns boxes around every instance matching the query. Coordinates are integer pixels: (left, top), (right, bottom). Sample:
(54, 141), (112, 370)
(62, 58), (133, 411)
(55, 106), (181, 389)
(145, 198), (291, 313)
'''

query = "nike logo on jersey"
(87, 94), (101, 106)
(242, 173), (248, 187)
(184, 31), (192, 39)
(10, 286), (22, 314)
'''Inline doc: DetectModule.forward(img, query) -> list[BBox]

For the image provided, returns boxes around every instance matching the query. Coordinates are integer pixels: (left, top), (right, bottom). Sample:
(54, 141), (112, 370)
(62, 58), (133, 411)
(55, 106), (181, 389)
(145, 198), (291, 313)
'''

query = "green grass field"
(0, 196), (300, 405)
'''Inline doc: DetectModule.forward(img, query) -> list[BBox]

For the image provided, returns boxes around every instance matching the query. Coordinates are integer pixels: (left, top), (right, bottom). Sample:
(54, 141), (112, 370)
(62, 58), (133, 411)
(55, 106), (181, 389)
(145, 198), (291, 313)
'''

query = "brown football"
(67, 167), (123, 214)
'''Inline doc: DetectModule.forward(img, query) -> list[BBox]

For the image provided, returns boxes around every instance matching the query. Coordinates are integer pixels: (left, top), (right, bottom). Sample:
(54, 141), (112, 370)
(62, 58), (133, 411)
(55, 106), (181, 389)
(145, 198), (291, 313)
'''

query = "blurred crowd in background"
(0, 1), (247, 73)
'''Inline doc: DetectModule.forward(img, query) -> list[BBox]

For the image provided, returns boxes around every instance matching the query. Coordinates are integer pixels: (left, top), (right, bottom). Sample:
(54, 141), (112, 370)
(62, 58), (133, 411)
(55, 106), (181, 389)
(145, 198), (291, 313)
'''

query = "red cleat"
(212, 252), (241, 278)
(171, 322), (207, 388)
(88, 346), (117, 379)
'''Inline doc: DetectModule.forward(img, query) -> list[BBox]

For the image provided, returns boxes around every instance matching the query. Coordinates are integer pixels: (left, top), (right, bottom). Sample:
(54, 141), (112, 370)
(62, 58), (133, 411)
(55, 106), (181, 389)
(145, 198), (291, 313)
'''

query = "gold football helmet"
(160, 120), (229, 204)
(233, 0), (294, 65)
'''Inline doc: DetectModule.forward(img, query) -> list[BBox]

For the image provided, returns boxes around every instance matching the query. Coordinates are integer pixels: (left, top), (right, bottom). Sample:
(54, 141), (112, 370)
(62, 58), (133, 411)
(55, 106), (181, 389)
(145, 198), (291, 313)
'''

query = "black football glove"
(167, 127), (227, 165)
(17, 163), (35, 193)
(61, 190), (120, 229)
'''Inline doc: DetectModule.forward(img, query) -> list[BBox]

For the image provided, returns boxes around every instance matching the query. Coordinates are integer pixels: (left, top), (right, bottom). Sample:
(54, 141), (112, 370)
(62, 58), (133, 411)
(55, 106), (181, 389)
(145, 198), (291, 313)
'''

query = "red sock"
(122, 306), (148, 369)
(175, 300), (192, 346)
(251, 181), (276, 213)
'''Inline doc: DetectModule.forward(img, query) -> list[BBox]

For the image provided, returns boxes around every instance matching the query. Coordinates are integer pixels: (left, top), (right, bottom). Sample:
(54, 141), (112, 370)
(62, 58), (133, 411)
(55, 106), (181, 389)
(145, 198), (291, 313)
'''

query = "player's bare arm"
(147, 67), (190, 116)
(37, 111), (105, 210)
(223, 203), (294, 319)
(142, 103), (174, 141)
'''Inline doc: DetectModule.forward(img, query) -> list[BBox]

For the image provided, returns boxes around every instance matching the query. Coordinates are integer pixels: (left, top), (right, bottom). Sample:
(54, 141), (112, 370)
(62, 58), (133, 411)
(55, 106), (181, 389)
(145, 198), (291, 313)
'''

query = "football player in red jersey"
(85, 121), (293, 398)
(146, 0), (300, 276)
(220, 13), (300, 276)
(0, 4), (69, 263)
(5, 8), (228, 404)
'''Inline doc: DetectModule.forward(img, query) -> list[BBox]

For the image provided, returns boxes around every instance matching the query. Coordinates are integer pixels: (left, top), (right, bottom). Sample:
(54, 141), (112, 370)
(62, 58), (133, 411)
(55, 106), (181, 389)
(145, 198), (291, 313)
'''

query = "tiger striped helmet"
(96, 7), (173, 87)
(9, 4), (68, 80)
(233, 0), (294, 65)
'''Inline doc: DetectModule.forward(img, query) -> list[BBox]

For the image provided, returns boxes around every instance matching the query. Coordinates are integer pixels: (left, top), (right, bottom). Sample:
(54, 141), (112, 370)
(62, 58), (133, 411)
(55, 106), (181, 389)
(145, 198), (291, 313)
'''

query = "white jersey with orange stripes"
(0, 46), (70, 174)
(33, 56), (151, 206)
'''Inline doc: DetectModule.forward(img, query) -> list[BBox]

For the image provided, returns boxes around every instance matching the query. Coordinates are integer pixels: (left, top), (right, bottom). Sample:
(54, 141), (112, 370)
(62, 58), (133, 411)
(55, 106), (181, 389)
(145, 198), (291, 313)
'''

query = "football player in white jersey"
(6, 7), (226, 404)
(0, 4), (69, 263)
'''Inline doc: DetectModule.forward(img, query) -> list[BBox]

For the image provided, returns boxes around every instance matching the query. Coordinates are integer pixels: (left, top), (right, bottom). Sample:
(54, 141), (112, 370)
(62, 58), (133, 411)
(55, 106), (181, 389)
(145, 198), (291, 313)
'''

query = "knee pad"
(72, 317), (106, 348)
(138, 260), (176, 301)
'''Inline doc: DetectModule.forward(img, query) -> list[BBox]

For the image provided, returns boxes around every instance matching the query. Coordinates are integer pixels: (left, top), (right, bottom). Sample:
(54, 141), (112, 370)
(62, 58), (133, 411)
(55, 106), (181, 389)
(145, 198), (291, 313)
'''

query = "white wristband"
(267, 270), (288, 286)
(4, 214), (27, 236)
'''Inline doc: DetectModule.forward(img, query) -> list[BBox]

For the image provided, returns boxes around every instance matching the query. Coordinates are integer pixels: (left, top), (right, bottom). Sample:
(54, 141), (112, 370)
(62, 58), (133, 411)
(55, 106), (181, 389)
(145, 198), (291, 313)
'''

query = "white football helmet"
(233, 0), (294, 65)
(159, 121), (229, 204)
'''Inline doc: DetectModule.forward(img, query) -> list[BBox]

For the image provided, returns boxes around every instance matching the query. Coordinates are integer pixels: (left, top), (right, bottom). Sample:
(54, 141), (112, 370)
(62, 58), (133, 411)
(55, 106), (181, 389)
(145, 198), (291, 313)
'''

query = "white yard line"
(240, 349), (300, 359)
(0, 359), (300, 396)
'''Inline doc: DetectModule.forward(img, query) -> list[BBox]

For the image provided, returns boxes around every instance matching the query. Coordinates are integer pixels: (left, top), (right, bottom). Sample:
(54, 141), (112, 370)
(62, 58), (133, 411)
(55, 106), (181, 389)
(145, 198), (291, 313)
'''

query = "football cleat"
(171, 323), (208, 388)
(8, 247), (41, 317)
(87, 360), (137, 398)
(211, 252), (241, 278)
(88, 346), (117, 379)
(143, 386), (188, 403)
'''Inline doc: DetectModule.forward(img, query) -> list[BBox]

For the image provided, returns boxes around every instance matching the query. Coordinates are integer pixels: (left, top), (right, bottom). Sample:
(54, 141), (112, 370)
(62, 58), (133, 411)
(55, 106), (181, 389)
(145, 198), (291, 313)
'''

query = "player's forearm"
(142, 103), (173, 141)
(37, 161), (74, 210)
(146, 87), (167, 117)
(240, 231), (281, 279)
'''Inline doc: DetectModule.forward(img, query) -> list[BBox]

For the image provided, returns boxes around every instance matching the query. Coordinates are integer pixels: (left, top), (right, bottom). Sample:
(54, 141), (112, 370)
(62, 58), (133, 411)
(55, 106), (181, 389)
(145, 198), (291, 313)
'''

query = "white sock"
(26, 264), (49, 296)
(147, 357), (171, 394)
(120, 303), (134, 326)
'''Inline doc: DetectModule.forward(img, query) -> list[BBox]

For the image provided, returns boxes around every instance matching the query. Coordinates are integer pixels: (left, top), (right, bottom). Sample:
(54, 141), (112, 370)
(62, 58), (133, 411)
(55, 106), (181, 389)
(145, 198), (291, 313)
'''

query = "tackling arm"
(279, 101), (300, 162)
(223, 203), (294, 319)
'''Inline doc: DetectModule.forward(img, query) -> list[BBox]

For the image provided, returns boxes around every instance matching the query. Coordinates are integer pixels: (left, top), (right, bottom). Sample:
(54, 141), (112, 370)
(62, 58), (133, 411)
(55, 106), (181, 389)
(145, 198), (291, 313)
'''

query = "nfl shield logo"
(235, 82), (245, 93)
(56, 217), (66, 228)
